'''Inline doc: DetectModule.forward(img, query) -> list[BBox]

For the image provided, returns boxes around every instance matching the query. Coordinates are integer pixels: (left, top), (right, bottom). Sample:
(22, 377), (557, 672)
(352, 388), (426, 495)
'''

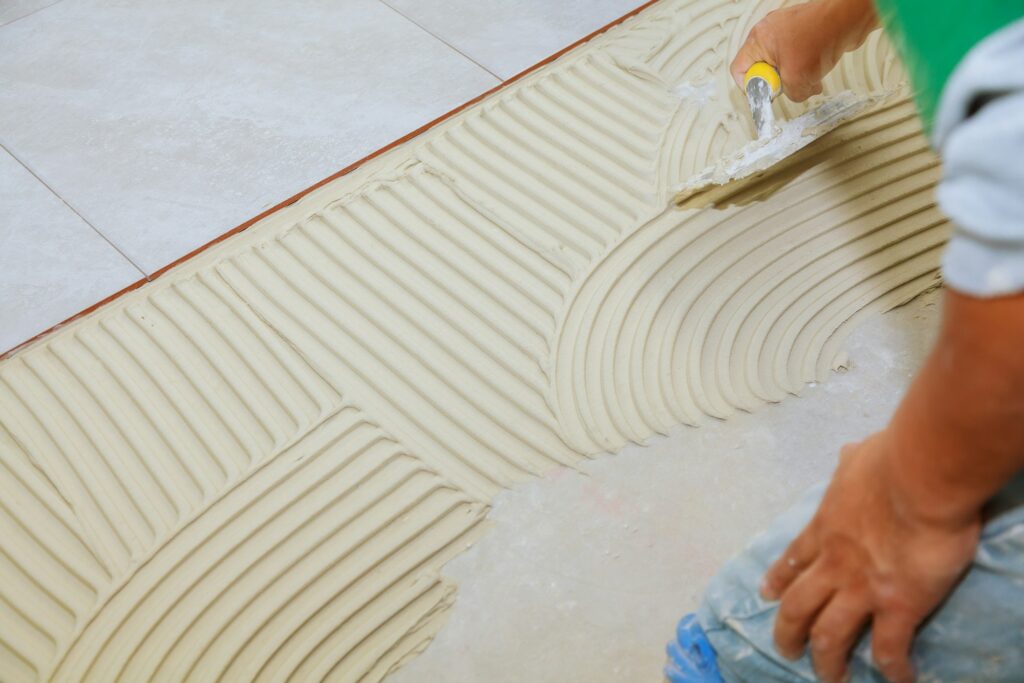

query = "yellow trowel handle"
(743, 62), (782, 99)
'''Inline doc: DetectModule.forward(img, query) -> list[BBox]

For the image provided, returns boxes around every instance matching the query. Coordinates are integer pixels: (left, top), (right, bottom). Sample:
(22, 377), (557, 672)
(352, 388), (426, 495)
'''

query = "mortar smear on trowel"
(673, 90), (877, 205)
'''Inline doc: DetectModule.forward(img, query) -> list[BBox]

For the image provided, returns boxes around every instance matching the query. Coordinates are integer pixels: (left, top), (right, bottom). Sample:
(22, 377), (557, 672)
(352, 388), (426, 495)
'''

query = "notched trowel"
(673, 62), (874, 205)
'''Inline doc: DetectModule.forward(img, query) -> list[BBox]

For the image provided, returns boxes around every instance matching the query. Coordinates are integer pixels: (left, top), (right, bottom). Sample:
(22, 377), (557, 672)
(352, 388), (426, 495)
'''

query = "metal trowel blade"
(673, 91), (876, 206)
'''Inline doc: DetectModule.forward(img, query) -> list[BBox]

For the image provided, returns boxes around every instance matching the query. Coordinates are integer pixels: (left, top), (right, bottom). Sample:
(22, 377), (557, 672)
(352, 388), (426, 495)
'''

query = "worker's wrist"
(821, 0), (880, 52)
(882, 414), (987, 529)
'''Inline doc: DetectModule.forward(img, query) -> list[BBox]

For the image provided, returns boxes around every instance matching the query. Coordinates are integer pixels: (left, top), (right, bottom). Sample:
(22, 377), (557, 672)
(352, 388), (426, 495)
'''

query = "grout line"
(0, 142), (149, 278)
(0, 0), (66, 28)
(376, 0), (506, 82)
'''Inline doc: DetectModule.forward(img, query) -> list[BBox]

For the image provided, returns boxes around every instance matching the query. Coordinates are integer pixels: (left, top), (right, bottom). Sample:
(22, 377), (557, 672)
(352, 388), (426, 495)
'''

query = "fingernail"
(759, 580), (777, 601)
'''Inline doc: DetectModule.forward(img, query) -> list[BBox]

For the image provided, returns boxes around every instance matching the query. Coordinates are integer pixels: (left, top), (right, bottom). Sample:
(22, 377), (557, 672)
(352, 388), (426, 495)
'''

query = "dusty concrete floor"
(387, 290), (941, 683)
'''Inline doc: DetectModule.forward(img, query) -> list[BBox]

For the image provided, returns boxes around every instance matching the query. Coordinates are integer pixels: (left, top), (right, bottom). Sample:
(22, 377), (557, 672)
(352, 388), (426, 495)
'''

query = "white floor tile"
(383, 0), (643, 79)
(0, 147), (142, 353)
(0, 0), (60, 26)
(0, 0), (498, 274)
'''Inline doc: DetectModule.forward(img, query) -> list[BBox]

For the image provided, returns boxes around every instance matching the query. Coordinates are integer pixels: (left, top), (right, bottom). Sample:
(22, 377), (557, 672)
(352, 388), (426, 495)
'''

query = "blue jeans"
(698, 475), (1024, 682)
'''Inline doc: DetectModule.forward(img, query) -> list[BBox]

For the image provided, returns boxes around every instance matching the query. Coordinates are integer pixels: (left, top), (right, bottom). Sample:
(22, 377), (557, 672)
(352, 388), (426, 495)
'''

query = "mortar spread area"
(0, 1), (947, 681)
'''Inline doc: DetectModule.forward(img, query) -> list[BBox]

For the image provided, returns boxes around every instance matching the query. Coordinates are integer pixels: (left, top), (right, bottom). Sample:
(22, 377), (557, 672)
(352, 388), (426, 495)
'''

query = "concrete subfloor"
(387, 289), (941, 683)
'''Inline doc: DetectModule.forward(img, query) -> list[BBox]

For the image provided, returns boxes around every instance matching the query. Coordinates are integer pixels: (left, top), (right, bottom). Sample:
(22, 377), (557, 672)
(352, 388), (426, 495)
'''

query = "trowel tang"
(744, 62), (782, 139)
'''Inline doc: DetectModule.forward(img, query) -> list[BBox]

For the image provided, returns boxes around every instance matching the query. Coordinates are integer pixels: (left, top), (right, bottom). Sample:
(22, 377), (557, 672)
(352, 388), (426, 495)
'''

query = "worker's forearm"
(886, 289), (1024, 525)
(820, 0), (879, 55)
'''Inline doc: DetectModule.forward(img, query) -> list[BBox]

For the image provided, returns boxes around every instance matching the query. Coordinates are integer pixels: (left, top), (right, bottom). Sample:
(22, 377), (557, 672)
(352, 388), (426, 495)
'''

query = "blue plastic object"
(665, 613), (725, 683)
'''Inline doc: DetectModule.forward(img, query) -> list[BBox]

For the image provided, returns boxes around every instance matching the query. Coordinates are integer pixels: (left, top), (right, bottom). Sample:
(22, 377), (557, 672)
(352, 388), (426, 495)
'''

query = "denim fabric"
(698, 475), (1024, 682)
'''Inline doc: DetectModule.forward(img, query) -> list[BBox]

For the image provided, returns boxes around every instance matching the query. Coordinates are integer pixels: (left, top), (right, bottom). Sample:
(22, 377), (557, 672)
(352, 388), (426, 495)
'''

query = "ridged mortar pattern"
(0, 0), (947, 680)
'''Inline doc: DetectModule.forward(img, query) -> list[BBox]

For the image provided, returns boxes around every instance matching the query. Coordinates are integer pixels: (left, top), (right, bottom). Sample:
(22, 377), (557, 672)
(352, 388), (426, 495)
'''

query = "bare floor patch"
(387, 292), (939, 683)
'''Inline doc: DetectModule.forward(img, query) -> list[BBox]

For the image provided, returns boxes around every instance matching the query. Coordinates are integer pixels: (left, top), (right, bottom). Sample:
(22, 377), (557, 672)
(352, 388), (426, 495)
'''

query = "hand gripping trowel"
(673, 61), (874, 205)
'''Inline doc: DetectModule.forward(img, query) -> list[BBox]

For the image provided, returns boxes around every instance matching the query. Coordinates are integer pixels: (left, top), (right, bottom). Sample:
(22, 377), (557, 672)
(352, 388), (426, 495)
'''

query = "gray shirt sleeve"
(933, 18), (1024, 298)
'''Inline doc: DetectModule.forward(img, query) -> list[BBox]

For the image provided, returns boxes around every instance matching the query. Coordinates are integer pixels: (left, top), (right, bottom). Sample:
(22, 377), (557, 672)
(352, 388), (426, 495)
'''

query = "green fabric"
(874, 0), (1024, 132)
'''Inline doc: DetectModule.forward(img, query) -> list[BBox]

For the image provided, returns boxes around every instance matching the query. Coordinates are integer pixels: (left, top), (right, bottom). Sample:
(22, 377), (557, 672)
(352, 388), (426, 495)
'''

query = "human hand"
(730, 0), (879, 102)
(760, 431), (981, 683)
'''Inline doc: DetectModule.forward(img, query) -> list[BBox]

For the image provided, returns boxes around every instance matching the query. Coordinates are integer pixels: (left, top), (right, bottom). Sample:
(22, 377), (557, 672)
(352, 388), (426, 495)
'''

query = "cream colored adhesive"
(0, 1), (946, 681)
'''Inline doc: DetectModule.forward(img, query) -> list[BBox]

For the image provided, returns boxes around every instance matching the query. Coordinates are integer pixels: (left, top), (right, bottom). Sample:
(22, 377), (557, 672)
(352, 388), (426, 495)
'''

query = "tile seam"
(0, 0), (65, 29)
(0, 142), (148, 278)
(375, 0), (506, 82)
